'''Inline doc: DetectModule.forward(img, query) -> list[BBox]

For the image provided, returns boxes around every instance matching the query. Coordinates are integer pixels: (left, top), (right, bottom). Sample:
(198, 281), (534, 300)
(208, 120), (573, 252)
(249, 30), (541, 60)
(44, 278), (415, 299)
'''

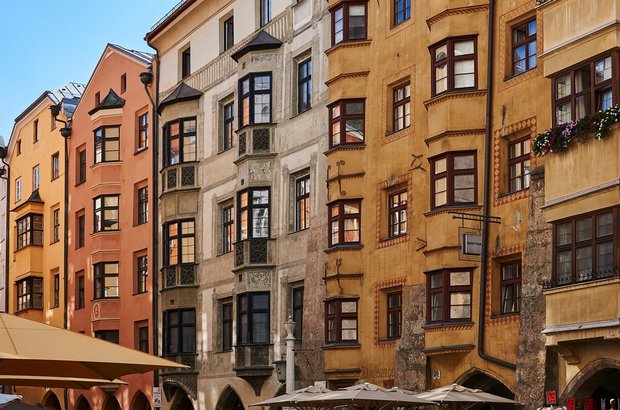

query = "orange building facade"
(66, 44), (155, 410)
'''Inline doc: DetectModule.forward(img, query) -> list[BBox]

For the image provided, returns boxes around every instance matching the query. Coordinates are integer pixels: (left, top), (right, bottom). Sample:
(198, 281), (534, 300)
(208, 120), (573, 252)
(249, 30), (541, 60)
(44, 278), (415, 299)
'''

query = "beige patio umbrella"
(415, 384), (521, 408)
(0, 375), (127, 389)
(251, 385), (333, 409)
(0, 312), (187, 380)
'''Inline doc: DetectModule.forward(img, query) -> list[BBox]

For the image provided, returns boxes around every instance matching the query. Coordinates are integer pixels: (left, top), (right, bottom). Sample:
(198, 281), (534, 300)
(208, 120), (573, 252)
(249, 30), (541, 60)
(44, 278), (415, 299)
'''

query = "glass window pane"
(341, 301), (357, 313)
(576, 218), (592, 242)
(450, 271), (470, 286)
(454, 40), (474, 56)
(556, 222), (572, 246)
(454, 154), (475, 170)
(556, 75), (571, 99)
(595, 57), (612, 84)
(596, 212), (613, 237)
(576, 246), (592, 278)
(597, 242), (614, 273)
(430, 273), (443, 289)
(434, 158), (447, 174)
(435, 44), (447, 62)
(556, 250), (572, 283)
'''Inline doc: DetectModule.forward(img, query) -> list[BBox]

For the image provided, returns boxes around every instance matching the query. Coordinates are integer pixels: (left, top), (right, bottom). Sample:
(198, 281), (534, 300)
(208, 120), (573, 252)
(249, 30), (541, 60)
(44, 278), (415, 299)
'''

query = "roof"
(108, 44), (154, 65)
(14, 82), (85, 123)
(146, 0), (196, 41)
(11, 190), (44, 213)
(158, 82), (202, 114)
(88, 88), (126, 116)
(231, 30), (283, 62)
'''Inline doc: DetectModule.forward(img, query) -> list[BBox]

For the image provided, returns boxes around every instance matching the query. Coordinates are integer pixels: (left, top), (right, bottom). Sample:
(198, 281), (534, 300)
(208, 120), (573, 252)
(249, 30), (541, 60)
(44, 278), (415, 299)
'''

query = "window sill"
(424, 204), (482, 217)
(325, 39), (372, 56)
(134, 147), (148, 156)
(91, 161), (122, 169)
(504, 68), (536, 82)
(490, 312), (520, 320)
(235, 122), (277, 134)
(422, 320), (474, 330)
(324, 143), (366, 156)
(15, 307), (44, 313)
(498, 187), (529, 198)
(160, 160), (199, 172)
(322, 342), (361, 350)
(91, 230), (120, 237)
(423, 89), (487, 109)
(324, 243), (363, 254)
(288, 227), (309, 236)
(132, 291), (148, 297)
(217, 146), (235, 155)
(378, 337), (401, 343)
(289, 107), (312, 121)
(92, 297), (120, 302)
(75, 180), (86, 187)
(217, 250), (234, 257)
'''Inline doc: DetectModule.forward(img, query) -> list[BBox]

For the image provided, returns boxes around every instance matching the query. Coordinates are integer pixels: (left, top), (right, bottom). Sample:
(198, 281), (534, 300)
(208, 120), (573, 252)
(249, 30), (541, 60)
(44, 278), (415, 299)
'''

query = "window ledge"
(134, 147), (148, 156)
(377, 234), (409, 249)
(14, 244), (44, 253)
(75, 180), (86, 187)
(160, 161), (199, 173)
(324, 144), (366, 156)
(422, 321), (474, 330)
(498, 188), (529, 199)
(322, 342), (361, 350)
(15, 307), (44, 313)
(92, 297), (120, 302)
(423, 89), (487, 109)
(424, 204), (482, 218)
(490, 312), (520, 320)
(325, 39), (372, 56)
(235, 122), (277, 134)
(91, 230), (120, 238)
(217, 146), (235, 155)
(324, 244), (363, 254)
(288, 228), (309, 236)
(91, 161), (122, 170)
(289, 107), (312, 120)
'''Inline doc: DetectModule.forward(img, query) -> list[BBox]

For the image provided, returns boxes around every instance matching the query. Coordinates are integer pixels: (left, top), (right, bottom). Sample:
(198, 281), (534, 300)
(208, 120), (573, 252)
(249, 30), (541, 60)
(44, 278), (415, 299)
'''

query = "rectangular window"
(393, 0), (411, 26)
(298, 58), (312, 113)
(53, 273), (60, 308)
(15, 177), (21, 202)
(325, 299), (358, 343)
(237, 292), (270, 345)
(292, 287), (304, 340)
(224, 16), (234, 51)
(136, 255), (148, 294)
(77, 273), (85, 309)
(32, 165), (40, 191)
(95, 92), (100, 106)
(295, 175), (311, 232)
(181, 47), (191, 79)
(329, 99), (365, 147)
(237, 188), (270, 240)
(554, 55), (614, 125)
(16, 277), (43, 311)
(77, 212), (85, 248)
(163, 117), (197, 166)
(427, 269), (472, 323)
(222, 205), (234, 254)
(93, 195), (119, 232)
(222, 101), (234, 151)
(393, 82), (411, 132)
(501, 261), (522, 314)
(163, 309), (196, 355)
(52, 208), (60, 243)
(430, 152), (477, 209)
(138, 113), (148, 150)
(328, 200), (361, 247)
(78, 149), (87, 184)
(95, 330), (119, 344)
(163, 220), (195, 266)
(121, 73), (127, 94)
(239, 73), (272, 127)
(554, 209), (617, 285)
(387, 291), (402, 339)
(17, 140), (22, 155)
(33, 119), (39, 143)
(137, 186), (148, 225)
(17, 214), (43, 250)
(508, 137), (531, 192)
(94, 126), (120, 163)
(332, 2), (367, 45)
(51, 153), (60, 180)
(137, 324), (149, 353)
(512, 19), (537, 75)
(260, 0), (271, 27)
(389, 190), (407, 238)
(93, 262), (119, 299)
(431, 37), (477, 96)
(222, 301), (233, 351)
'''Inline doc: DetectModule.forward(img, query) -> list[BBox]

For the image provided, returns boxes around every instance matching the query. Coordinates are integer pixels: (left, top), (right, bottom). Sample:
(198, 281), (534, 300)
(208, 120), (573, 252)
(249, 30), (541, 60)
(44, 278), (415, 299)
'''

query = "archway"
(169, 389), (194, 410)
(562, 360), (620, 410)
(74, 396), (92, 410)
(215, 386), (244, 410)
(42, 391), (61, 410)
(458, 369), (515, 410)
(131, 391), (152, 410)
(102, 395), (121, 410)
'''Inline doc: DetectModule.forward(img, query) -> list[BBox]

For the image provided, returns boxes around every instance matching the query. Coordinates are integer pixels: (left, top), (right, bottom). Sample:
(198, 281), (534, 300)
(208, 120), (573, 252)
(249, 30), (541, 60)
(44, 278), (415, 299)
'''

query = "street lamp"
(284, 316), (296, 394)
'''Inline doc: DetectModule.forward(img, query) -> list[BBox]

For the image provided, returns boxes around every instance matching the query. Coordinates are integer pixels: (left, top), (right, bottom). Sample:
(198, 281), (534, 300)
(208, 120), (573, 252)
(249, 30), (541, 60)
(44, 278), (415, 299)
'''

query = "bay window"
(94, 126), (120, 163)
(239, 73), (272, 127)
(16, 277), (43, 311)
(163, 117), (197, 166)
(329, 99), (365, 147)
(325, 298), (358, 343)
(93, 195), (119, 232)
(163, 219), (195, 267)
(431, 37), (477, 96)
(94, 262), (119, 299)
(427, 269), (472, 323)
(16, 214), (43, 250)
(237, 292), (270, 345)
(331, 2), (367, 45)
(238, 188), (270, 240)
(164, 309), (196, 355)
(328, 200), (361, 247)
(430, 152), (477, 209)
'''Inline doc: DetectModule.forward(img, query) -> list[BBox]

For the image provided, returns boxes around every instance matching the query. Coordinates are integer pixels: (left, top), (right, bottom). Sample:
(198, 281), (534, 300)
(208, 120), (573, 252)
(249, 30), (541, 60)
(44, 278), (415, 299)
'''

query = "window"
(295, 175), (310, 232)
(427, 269), (472, 323)
(136, 323), (149, 353)
(163, 220), (195, 266)
(222, 301), (233, 351)
(77, 148), (87, 184)
(77, 212), (85, 248)
(137, 186), (148, 225)
(136, 255), (148, 294)
(138, 113), (148, 150)
(163, 117), (197, 166)
(181, 47), (191, 79)
(76, 272), (85, 309)
(120, 73), (127, 94)
(52, 273), (60, 308)
(501, 261), (521, 314)
(393, 0), (411, 26)
(222, 101), (234, 151)
(260, 0), (271, 27)
(554, 209), (618, 285)
(163, 309), (196, 354)
(17, 214), (43, 250)
(325, 299), (358, 343)
(328, 200), (361, 247)
(238, 188), (270, 240)
(387, 291), (402, 339)
(430, 152), (477, 209)
(298, 58), (312, 113)
(388, 191), (407, 238)
(52, 208), (60, 243)
(15, 177), (21, 202)
(94, 195), (119, 232)
(93, 262), (119, 299)
(512, 19), (537, 75)
(239, 73), (272, 127)
(332, 2), (367, 44)
(51, 153), (60, 180)
(554, 55), (614, 125)
(95, 330), (119, 344)
(392, 82), (411, 132)
(16, 277), (43, 311)
(223, 16), (234, 51)
(17, 140), (22, 155)
(94, 126), (120, 163)
(292, 287), (304, 340)
(32, 165), (40, 191)
(431, 37), (477, 96)
(508, 137), (531, 192)
(222, 205), (234, 254)
(329, 99), (365, 147)
(95, 92), (101, 106)
(237, 292), (270, 345)
(33, 119), (39, 143)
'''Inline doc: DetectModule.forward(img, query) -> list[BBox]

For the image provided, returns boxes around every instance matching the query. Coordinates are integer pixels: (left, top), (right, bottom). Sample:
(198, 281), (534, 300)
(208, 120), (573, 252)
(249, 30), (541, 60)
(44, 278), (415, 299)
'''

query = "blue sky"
(0, 1), (179, 142)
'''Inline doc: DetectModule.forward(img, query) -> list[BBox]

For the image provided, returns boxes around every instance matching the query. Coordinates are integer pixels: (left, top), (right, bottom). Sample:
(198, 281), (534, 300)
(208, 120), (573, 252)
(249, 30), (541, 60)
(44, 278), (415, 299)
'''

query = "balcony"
(160, 354), (198, 375)
(233, 239), (276, 271)
(235, 126), (276, 163)
(234, 344), (273, 394)
(162, 264), (197, 289)
(162, 163), (197, 193)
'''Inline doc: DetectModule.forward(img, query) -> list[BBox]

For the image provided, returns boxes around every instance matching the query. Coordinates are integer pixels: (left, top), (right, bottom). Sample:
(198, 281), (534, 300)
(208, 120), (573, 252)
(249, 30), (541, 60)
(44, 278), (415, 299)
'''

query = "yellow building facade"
(5, 83), (84, 408)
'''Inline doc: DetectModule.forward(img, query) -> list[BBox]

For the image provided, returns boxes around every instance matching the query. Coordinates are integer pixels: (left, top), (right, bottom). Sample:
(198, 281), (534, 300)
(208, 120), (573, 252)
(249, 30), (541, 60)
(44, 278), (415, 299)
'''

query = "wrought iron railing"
(162, 264), (197, 288)
(541, 269), (619, 289)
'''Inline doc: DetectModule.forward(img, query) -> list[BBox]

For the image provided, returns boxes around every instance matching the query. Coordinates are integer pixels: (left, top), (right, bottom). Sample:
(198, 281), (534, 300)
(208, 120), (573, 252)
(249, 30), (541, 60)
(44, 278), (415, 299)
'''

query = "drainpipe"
(478, 0), (517, 371)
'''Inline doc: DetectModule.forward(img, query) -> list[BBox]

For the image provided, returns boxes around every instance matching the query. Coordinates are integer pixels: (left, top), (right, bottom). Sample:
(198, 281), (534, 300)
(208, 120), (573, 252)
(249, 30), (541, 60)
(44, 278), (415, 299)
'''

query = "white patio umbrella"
(415, 384), (521, 409)
(251, 385), (333, 409)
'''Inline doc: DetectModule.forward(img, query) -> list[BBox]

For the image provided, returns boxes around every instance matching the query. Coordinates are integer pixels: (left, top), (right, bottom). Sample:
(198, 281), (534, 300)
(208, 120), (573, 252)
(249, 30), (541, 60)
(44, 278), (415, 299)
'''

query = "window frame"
(16, 214), (43, 250)
(52, 208), (60, 243)
(260, 0), (271, 27)
(95, 330), (119, 344)
(15, 177), (21, 202)
(137, 324), (149, 353)
(328, 199), (362, 247)
(77, 148), (87, 184)
(33, 119), (39, 143)
(93, 194), (119, 233)
(94, 126), (121, 163)
(93, 262), (119, 300)
(223, 16), (234, 51)
(163, 309), (196, 355)
(387, 290), (402, 339)
(430, 151), (477, 209)
(32, 164), (40, 191)
(222, 101), (234, 151)
(137, 112), (148, 150)
(512, 18), (537, 75)
(222, 204), (234, 254)
(430, 36), (478, 96)
(51, 152), (60, 180)
(136, 255), (148, 294)
(393, 0), (411, 26)
(328, 99), (366, 148)
(298, 58), (312, 114)
(237, 187), (271, 241)
(163, 219), (196, 267)
(426, 268), (473, 324)
(163, 117), (197, 167)
(292, 287), (304, 340)
(500, 261), (522, 315)
(295, 175), (311, 232)
(53, 273), (60, 308)
(16, 277), (43, 311)
(237, 292), (271, 346)
(388, 190), (407, 238)
(331, 1), (368, 45)
(76, 272), (85, 309)
(325, 298), (358, 344)
(121, 73), (127, 94)
(392, 82), (411, 132)
(181, 47), (191, 79)
(222, 301), (233, 351)
(137, 186), (148, 225)
(508, 137), (531, 193)
(238, 72), (273, 128)
(77, 212), (85, 249)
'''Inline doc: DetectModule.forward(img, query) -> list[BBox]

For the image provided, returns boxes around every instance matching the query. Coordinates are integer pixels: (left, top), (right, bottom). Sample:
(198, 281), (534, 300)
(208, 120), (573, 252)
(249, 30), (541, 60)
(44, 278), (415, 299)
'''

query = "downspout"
(63, 134), (69, 409)
(478, 0), (517, 370)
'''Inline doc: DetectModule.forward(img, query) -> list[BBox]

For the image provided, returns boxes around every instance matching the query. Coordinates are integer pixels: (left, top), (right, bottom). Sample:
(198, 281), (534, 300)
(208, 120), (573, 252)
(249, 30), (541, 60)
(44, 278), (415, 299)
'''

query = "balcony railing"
(162, 163), (197, 193)
(234, 239), (275, 269)
(162, 264), (197, 288)
(541, 269), (619, 289)
(237, 127), (274, 158)
(234, 344), (273, 374)
(160, 353), (198, 375)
